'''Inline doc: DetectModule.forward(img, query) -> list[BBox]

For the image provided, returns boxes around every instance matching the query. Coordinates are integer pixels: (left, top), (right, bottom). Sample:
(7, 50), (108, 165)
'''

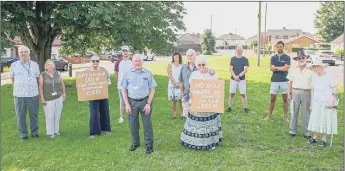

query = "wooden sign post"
(190, 79), (225, 113)
(76, 70), (109, 101)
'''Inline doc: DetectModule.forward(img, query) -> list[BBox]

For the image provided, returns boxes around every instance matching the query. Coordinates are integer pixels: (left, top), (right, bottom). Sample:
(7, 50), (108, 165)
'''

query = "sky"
(181, 2), (321, 39)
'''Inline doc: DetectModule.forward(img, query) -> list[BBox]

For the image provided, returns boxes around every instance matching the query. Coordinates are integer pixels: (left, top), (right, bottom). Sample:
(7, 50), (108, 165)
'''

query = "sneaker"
(263, 116), (271, 120)
(89, 135), (96, 139)
(319, 141), (327, 147)
(181, 117), (186, 120)
(211, 146), (216, 150)
(49, 135), (55, 139)
(308, 137), (318, 144)
(244, 108), (249, 113)
(289, 133), (296, 137)
(118, 117), (124, 123)
(55, 133), (60, 136)
(226, 107), (232, 112)
(171, 116), (176, 120)
(102, 131), (111, 135)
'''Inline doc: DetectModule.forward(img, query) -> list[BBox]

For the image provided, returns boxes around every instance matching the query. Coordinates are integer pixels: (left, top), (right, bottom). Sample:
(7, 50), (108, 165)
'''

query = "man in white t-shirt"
(114, 46), (133, 123)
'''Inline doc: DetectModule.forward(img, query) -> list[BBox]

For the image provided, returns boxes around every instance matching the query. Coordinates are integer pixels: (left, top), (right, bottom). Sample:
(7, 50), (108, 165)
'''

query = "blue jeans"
(89, 99), (111, 136)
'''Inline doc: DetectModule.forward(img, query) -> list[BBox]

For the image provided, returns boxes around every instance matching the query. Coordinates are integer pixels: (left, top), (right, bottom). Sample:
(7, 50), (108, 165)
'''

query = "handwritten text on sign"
(76, 70), (109, 101)
(190, 79), (225, 113)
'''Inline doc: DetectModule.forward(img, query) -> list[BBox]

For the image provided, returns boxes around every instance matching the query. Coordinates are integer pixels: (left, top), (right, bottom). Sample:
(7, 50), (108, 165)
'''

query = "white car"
(304, 50), (316, 64)
(311, 50), (336, 66)
(142, 53), (155, 61)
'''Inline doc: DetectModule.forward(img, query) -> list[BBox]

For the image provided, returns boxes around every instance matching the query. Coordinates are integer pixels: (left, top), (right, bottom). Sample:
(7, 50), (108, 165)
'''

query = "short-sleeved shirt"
(121, 67), (157, 99)
(179, 63), (198, 101)
(10, 60), (40, 97)
(116, 57), (133, 89)
(312, 72), (337, 104)
(189, 71), (218, 84)
(287, 67), (313, 90)
(230, 56), (249, 80)
(270, 54), (291, 82)
(85, 66), (110, 79)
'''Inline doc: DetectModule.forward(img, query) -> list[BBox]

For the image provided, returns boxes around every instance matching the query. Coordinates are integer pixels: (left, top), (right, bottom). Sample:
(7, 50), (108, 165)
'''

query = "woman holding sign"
(39, 59), (66, 139)
(180, 56), (223, 150)
(86, 55), (112, 138)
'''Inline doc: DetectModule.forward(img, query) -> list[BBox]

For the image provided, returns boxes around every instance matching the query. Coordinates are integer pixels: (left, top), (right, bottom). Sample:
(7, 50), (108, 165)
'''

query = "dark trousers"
(14, 96), (39, 138)
(89, 99), (111, 136)
(128, 97), (153, 147)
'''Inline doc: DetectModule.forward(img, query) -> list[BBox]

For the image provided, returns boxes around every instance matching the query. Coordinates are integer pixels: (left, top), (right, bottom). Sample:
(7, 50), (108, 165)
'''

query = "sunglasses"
(92, 60), (100, 63)
(198, 64), (206, 67)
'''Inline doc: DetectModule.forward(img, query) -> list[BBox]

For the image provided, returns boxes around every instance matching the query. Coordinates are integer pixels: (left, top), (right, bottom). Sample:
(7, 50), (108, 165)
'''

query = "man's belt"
(292, 88), (311, 91)
(129, 96), (148, 101)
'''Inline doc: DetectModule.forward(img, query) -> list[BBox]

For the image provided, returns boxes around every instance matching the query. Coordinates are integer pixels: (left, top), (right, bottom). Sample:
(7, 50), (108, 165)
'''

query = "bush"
(306, 48), (331, 51)
(335, 48), (344, 55)
(291, 47), (304, 52)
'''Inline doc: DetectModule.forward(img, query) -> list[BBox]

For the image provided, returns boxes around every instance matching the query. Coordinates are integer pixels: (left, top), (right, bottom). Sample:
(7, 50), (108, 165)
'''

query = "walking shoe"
(319, 141), (327, 147)
(244, 108), (249, 113)
(289, 133), (296, 137)
(32, 135), (39, 138)
(89, 135), (96, 139)
(303, 135), (311, 140)
(20, 137), (28, 141)
(129, 144), (140, 151)
(118, 117), (125, 123)
(226, 107), (232, 112)
(263, 116), (271, 120)
(55, 133), (60, 136)
(102, 131), (111, 135)
(211, 146), (217, 150)
(146, 146), (154, 154)
(171, 116), (176, 120)
(308, 137), (318, 144)
(50, 135), (55, 139)
(181, 117), (186, 120)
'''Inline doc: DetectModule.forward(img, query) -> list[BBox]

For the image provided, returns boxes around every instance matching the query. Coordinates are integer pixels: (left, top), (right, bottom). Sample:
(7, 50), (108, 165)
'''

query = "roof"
(218, 33), (245, 40)
(331, 33), (344, 45)
(266, 28), (303, 37)
(284, 35), (320, 44)
(177, 33), (201, 45)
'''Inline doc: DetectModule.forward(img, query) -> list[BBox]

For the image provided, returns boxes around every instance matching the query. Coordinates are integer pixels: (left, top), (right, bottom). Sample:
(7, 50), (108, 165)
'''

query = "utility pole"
(257, 1), (261, 66)
(264, 3), (267, 57)
(210, 15), (213, 31)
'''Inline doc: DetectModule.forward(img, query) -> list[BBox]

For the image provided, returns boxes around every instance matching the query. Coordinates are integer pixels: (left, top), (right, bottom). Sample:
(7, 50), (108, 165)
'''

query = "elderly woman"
(39, 59), (66, 139)
(87, 55), (112, 138)
(167, 52), (183, 119)
(307, 59), (339, 147)
(180, 56), (223, 150)
(10, 45), (40, 140)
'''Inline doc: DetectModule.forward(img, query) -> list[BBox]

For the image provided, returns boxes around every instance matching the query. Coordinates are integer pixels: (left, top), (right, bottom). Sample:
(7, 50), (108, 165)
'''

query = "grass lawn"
(1, 55), (344, 170)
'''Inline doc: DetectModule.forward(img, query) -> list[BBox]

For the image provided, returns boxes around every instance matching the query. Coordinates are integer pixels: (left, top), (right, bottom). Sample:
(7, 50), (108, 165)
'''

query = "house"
(175, 33), (202, 53)
(273, 35), (320, 52)
(331, 33), (344, 51)
(216, 33), (246, 49)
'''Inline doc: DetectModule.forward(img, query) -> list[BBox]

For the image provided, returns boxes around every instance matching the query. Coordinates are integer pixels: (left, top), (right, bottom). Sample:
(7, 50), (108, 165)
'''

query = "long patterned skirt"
(180, 112), (223, 150)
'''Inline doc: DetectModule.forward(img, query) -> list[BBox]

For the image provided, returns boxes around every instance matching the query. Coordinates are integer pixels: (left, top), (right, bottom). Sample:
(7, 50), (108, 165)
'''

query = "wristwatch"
(146, 102), (151, 105)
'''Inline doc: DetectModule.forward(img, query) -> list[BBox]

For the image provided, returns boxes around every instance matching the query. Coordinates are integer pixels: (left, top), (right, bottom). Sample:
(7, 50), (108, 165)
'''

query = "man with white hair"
(121, 54), (157, 154)
(114, 45), (132, 123)
(10, 45), (40, 140)
(227, 45), (250, 113)
(179, 49), (215, 119)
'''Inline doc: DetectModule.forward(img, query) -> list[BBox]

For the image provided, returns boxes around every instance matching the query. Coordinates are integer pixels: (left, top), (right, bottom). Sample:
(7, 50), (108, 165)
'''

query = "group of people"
(9, 41), (339, 157)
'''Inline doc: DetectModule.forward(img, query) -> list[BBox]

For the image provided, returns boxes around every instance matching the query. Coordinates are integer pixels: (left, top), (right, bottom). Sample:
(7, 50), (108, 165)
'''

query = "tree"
(314, 2), (344, 42)
(250, 39), (258, 49)
(2, 2), (186, 70)
(200, 29), (216, 55)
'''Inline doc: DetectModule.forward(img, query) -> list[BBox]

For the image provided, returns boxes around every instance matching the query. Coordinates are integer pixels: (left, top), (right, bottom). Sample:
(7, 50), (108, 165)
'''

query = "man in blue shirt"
(121, 54), (157, 154)
(265, 41), (291, 121)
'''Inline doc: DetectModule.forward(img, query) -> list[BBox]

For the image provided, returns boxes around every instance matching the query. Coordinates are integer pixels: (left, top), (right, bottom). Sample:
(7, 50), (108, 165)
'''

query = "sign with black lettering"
(190, 79), (225, 113)
(76, 70), (109, 101)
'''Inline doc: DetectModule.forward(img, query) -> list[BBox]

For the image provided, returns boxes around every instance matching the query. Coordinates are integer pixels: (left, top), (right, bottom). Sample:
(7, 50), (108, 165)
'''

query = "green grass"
(1, 56), (344, 171)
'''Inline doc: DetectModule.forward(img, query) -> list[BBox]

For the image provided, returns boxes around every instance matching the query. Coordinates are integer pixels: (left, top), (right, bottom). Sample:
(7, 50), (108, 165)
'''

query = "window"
(275, 36), (280, 39)
(283, 36), (289, 39)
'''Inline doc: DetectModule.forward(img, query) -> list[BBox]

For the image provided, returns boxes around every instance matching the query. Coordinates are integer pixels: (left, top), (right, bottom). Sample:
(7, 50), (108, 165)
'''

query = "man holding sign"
(180, 56), (224, 150)
(76, 55), (112, 138)
(121, 55), (157, 154)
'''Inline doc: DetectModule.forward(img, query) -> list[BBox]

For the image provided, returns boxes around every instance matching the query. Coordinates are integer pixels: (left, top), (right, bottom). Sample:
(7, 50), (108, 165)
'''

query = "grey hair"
(195, 56), (208, 67)
(132, 54), (144, 62)
(186, 49), (196, 57)
(90, 55), (100, 60)
(44, 59), (56, 71)
(236, 45), (243, 51)
(18, 45), (30, 54)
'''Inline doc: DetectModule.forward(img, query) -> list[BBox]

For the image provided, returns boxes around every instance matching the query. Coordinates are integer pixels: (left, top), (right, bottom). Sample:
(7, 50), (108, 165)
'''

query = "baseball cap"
(122, 46), (130, 51)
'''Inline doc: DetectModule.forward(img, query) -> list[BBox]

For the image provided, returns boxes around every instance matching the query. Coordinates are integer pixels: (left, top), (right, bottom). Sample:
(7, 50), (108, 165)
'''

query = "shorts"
(118, 89), (125, 105)
(229, 79), (246, 94)
(270, 82), (288, 94)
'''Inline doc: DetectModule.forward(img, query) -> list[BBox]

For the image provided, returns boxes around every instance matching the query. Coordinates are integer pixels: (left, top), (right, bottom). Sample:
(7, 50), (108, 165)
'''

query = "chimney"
(283, 27), (286, 30)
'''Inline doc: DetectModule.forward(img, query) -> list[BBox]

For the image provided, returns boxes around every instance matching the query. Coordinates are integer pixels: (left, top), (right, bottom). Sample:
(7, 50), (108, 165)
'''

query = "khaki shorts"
(270, 82), (288, 94)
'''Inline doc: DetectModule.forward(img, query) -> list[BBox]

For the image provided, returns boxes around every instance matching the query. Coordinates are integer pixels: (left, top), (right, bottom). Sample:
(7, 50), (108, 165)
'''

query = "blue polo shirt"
(270, 54), (291, 82)
(121, 67), (157, 99)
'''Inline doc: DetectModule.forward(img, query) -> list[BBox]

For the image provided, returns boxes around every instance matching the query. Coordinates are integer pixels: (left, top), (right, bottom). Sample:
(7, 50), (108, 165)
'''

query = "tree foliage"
(2, 1), (186, 70)
(314, 2), (344, 42)
(200, 29), (216, 55)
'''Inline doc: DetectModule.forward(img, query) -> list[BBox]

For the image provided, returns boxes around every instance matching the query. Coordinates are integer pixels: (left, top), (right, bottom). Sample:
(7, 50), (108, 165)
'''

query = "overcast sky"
(181, 2), (321, 39)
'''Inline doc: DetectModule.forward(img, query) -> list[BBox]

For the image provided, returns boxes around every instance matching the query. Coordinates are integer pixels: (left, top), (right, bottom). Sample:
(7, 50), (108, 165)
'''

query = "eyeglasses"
(92, 60), (100, 63)
(19, 51), (28, 53)
(198, 64), (206, 67)
(122, 50), (128, 52)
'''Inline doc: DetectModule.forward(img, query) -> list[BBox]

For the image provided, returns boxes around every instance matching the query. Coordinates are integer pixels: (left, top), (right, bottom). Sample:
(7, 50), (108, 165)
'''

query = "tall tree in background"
(200, 29), (216, 55)
(1, 1), (186, 70)
(314, 2), (344, 42)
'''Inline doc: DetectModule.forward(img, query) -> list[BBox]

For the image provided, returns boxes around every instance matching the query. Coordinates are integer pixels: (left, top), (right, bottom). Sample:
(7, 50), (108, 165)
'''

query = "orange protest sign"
(76, 70), (109, 101)
(190, 79), (225, 113)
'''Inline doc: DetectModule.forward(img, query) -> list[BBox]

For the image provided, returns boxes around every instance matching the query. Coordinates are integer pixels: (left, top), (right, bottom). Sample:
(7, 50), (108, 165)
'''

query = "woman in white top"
(167, 52), (183, 119)
(180, 56), (223, 150)
(307, 59), (339, 147)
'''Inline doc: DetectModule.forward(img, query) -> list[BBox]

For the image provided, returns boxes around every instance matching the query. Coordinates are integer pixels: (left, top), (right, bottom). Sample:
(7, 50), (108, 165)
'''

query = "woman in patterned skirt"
(307, 59), (339, 147)
(167, 52), (183, 119)
(180, 56), (223, 150)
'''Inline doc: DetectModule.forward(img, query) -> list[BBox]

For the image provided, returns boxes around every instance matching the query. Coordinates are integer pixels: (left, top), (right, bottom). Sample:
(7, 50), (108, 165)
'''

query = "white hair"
(195, 56), (208, 66)
(44, 59), (56, 71)
(186, 49), (196, 57)
(236, 45), (243, 51)
(90, 55), (100, 61)
(18, 45), (30, 54)
(132, 54), (143, 62)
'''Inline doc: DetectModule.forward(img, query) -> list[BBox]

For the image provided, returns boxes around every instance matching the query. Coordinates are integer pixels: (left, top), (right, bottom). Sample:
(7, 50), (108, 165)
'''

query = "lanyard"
(20, 60), (31, 74)
(52, 72), (55, 92)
